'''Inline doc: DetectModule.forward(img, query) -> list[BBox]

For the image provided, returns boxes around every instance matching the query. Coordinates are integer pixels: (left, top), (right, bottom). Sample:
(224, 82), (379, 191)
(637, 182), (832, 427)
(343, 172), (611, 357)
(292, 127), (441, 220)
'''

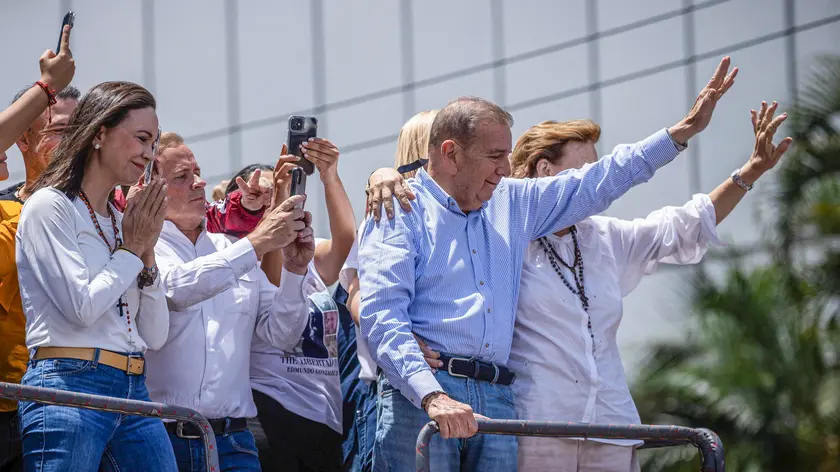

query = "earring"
(94, 143), (101, 150)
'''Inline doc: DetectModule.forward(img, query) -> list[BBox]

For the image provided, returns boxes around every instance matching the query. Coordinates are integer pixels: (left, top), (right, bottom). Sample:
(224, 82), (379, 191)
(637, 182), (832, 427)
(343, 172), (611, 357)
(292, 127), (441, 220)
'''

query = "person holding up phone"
(15, 81), (177, 471)
(142, 132), (316, 472)
(248, 136), (356, 472)
(0, 23), (77, 472)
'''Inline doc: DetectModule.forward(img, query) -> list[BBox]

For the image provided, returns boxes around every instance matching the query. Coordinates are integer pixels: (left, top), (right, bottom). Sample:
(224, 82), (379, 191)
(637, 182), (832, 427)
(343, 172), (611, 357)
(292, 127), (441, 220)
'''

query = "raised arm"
(0, 26), (75, 152)
(301, 138), (356, 285)
(510, 57), (739, 238)
(709, 100), (792, 224)
(253, 206), (315, 350)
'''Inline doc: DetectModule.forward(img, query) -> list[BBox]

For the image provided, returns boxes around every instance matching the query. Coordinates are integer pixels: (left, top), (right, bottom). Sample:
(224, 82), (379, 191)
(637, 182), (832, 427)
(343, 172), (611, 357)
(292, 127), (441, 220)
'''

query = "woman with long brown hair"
(15, 81), (177, 471)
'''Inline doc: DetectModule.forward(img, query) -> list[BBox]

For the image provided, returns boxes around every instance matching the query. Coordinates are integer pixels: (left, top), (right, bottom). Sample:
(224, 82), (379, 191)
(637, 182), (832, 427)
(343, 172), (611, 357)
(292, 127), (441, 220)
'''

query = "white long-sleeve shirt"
(16, 187), (169, 353)
(510, 194), (722, 460)
(144, 221), (309, 419)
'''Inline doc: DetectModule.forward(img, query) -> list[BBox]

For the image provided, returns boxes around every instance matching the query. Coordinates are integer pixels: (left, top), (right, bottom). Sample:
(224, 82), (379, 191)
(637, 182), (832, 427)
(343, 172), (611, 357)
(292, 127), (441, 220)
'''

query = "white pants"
(518, 438), (640, 472)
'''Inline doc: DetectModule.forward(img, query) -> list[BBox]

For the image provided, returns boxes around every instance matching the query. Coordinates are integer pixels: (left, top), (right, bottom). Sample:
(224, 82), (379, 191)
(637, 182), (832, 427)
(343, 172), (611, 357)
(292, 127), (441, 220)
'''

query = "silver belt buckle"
(125, 355), (143, 375)
(176, 421), (202, 440)
(446, 357), (471, 378)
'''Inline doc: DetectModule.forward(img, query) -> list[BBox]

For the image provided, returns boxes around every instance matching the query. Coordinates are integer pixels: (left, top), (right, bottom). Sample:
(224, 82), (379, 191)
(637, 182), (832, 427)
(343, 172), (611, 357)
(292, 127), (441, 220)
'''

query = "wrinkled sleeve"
(252, 267), (310, 351)
(15, 189), (143, 327)
(606, 193), (723, 295)
(358, 207), (440, 409)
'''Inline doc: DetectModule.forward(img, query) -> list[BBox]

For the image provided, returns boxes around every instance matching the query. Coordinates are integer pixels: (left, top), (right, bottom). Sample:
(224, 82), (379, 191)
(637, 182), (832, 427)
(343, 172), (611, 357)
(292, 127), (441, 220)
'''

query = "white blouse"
(16, 187), (170, 353)
(509, 194), (722, 454)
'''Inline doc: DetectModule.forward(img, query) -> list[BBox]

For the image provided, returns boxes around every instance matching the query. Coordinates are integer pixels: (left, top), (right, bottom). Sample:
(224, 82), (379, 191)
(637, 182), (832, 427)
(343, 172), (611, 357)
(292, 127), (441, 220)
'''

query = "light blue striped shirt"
(358, 129), (680, 408)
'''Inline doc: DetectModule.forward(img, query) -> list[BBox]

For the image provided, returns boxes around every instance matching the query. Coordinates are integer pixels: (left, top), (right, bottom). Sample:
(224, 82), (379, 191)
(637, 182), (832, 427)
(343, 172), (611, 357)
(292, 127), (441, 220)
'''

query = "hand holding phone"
(56, 11), (75, 54)
(287, 116), (317, 175)
(289, 166), (307, 209)
(40, 11), (76, 93)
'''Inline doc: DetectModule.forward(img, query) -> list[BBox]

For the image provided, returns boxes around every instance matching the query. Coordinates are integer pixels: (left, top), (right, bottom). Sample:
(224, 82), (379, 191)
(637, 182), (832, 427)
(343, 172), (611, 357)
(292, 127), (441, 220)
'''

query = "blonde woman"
(338, 110), (436, 472)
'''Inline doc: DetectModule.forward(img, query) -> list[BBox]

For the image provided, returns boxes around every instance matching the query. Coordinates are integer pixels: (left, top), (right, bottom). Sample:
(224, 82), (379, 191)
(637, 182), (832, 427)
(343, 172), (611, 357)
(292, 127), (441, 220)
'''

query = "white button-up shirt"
(145, 221), (309, 419)
(16, 188), (169, 353)
(509, 194), (721, 459)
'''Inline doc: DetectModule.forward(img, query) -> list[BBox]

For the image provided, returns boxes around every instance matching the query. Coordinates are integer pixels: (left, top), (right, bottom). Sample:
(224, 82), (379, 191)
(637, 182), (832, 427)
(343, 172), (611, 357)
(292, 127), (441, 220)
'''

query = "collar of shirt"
(415, 168), (488, 215)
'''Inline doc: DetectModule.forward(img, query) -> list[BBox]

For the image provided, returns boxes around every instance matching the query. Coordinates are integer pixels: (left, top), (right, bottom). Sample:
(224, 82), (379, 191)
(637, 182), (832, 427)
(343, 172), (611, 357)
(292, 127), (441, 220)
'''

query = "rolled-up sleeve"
(606, 193), (723, 295)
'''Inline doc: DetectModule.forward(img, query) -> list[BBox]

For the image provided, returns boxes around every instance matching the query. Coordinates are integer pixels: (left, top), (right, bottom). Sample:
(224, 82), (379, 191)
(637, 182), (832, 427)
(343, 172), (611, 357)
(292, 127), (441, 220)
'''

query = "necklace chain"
(78, 192), (134, 344)
(539, 227), (595, 356)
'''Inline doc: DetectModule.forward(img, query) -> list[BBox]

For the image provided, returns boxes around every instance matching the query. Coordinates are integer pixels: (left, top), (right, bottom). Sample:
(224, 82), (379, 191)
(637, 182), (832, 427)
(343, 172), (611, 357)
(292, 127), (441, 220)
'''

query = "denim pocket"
(229, 431), (259, 457)
(41, 358), (95, 378)
(491, 383), (516, 408)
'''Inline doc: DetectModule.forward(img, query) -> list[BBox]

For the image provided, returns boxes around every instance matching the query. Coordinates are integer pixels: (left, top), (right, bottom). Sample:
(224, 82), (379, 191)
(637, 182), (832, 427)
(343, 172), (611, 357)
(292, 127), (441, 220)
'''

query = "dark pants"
(251, 390), (342, 472)
(0, 410), (21, 472)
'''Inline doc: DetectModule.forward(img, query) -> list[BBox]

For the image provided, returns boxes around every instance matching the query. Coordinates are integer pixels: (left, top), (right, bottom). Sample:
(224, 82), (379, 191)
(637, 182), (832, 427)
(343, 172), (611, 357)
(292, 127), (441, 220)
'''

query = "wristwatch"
(730, 168), (753, 191)
(421, 391), (447, 411)
(137, 264), (159, 289)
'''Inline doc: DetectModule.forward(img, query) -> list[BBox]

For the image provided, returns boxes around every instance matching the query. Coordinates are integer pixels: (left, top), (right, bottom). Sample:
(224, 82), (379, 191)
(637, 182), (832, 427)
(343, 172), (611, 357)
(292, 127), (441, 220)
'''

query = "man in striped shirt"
(358, 58), (734, 472)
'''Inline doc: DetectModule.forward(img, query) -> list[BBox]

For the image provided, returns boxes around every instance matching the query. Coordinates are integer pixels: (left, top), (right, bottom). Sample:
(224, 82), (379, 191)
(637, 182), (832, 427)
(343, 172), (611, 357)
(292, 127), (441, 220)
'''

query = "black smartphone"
(289, 166), (306, 209)
(286, 116), (317, 176)
(56, 11), (75, 54)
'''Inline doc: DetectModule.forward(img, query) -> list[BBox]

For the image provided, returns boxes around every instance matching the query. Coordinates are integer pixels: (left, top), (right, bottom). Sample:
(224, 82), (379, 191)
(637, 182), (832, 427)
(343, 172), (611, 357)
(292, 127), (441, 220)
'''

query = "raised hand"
(300, 138), (340, 180)
(742, 101), (793, 182)
(40, 24), (75, 92)
(121, 179), (169, 258)
(669, 56), (738, 144)
(236, 168), (271, 211)
(269, 144), (300, 210)
(246, 194), (307, 258)
(280, 210), (315, 275)
(366, 167), (416, 221)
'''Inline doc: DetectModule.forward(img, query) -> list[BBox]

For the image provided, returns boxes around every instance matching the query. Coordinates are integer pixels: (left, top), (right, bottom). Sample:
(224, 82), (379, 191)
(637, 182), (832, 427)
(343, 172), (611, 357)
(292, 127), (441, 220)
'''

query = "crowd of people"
(0, 24), (793, 472)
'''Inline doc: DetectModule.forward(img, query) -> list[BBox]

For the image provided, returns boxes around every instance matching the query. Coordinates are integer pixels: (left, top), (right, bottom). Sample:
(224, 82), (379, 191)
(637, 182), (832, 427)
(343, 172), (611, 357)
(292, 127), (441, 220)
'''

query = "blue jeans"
(336, 283), (376, 472)
(374, 368), (518, 472)
(18, 355), (178, 472)
(168, 429), (260, 472)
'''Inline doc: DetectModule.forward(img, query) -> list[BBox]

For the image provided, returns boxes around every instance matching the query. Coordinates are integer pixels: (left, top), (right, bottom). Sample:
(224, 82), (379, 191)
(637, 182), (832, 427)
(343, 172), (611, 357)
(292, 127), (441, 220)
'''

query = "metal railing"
(0, 381), (220, 472)
(416, 419), (725, 472)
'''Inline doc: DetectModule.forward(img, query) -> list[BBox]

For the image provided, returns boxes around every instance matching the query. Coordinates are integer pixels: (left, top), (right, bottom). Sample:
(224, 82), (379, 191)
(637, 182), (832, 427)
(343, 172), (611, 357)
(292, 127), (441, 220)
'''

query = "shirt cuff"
(113, 248), (144, 277)
(692, 193), (724, 247)
(223, 237), (258, 279)
(640, 129), (682, 170)
(404, 369), (444, 409)
(277, 267), (306, 304)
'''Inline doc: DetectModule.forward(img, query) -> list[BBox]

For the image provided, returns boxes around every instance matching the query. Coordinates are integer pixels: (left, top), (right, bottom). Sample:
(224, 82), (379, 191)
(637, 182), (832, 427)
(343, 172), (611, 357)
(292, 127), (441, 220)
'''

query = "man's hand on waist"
(423, 392), (478, 439)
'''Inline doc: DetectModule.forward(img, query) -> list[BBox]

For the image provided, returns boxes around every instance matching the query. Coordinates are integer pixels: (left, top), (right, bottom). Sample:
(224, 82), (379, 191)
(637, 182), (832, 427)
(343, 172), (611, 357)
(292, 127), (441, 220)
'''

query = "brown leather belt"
(34, 347), (145, 375)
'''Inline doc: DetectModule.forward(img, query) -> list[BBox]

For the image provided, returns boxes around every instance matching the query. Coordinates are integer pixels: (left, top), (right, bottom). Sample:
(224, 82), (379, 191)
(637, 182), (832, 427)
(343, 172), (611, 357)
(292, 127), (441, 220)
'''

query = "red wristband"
(35, 81), (57, 106)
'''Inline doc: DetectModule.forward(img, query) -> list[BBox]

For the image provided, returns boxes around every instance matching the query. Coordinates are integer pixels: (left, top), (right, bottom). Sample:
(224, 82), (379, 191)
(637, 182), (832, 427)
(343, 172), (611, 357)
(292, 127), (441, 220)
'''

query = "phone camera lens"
(291, 118), (303, 131)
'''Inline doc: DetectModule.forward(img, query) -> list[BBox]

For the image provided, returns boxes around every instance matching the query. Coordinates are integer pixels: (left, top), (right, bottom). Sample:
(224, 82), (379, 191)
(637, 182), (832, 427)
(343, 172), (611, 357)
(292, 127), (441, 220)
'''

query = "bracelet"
(730, 168), (753, 191)
(34, 81), (57, 106)
(137, 263), (159, 289)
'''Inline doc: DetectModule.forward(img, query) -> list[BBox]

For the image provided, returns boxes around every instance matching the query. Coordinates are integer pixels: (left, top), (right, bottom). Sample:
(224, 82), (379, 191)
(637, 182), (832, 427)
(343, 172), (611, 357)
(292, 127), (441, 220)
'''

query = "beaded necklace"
(538, 226), (596, 356)
(78, 191), (134, 344)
